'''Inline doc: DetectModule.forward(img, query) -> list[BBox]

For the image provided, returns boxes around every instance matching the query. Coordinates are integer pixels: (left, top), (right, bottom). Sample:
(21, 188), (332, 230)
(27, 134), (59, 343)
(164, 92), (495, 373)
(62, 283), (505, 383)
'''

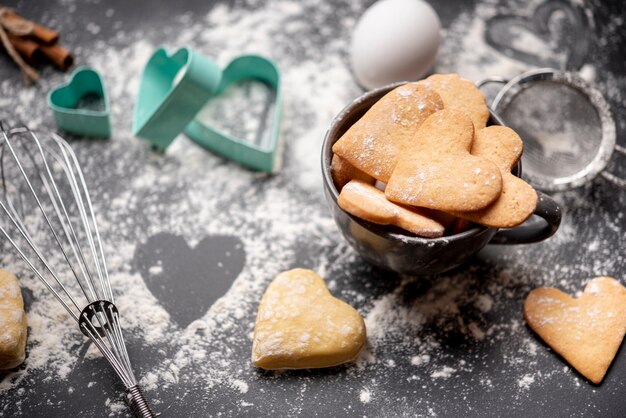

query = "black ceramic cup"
(321, 82), (562, 276)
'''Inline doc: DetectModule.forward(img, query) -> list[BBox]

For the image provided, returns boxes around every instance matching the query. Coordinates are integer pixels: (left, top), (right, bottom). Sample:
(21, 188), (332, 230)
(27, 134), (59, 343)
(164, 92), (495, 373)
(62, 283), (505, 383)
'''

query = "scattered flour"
(431, 366), (456, 379)
(518, 374), (535, 390)
(231, 379), (249, 394)
(0, 0), (623, 416)
(359, 388), (371, 404)
(411, 354), (431, 367)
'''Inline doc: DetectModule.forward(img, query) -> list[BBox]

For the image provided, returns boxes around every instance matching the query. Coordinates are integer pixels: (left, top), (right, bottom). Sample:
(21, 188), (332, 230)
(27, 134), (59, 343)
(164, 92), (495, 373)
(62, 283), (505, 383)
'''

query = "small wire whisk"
(0, 123), (155, 417)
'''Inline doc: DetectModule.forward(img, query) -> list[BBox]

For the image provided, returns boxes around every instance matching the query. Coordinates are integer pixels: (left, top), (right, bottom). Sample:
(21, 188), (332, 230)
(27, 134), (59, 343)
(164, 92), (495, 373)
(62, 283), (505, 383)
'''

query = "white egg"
(350, 0), (442, 90)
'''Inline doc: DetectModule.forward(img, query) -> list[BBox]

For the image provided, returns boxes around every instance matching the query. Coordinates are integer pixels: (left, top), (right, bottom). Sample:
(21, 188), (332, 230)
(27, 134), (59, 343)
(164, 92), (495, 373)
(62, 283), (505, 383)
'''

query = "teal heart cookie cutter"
(48, 66), (111, 138)
(133, 46), (282, 173)
(132, 46), (222, 150)
(185, 55), (282, 173)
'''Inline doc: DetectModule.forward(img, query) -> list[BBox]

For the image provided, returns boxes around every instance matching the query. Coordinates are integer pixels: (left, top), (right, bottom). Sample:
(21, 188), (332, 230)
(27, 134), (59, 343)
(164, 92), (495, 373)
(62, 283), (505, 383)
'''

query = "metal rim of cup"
(321, 81), (519, 245)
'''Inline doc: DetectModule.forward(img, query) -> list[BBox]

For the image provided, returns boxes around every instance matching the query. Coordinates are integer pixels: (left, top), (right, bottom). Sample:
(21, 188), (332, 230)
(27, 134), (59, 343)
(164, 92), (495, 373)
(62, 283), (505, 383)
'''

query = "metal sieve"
(479, 68), (625, 192)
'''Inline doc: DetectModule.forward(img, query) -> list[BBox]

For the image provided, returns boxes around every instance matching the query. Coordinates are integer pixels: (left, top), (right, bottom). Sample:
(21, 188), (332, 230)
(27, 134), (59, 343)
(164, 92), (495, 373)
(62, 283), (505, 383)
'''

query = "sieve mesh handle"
(599, 144), (626, 189)
(476, 76), (508, 89)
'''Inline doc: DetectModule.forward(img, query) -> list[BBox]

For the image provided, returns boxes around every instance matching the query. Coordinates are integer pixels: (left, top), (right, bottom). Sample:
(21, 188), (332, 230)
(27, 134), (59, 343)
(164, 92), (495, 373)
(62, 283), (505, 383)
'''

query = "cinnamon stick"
(0, 11), (38, 84)
(3, 10), (59, 44)
(40, 43), (74, 70)
(7, 33), (42, 63)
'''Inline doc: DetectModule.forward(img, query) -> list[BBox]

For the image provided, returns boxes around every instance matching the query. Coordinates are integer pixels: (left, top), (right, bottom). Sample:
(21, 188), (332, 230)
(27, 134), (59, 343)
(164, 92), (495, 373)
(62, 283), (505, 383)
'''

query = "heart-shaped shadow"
(47, 66), (112, 138)
(485, 0), (590, 69)
(185, 55), (283, 173)
(133, 232), (246, 328)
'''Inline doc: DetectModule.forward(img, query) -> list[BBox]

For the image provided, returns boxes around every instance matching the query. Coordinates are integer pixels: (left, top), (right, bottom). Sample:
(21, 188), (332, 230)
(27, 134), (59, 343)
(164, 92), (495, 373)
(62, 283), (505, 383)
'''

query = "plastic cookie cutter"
(133, 46), (283, 173)
(478, 68), (625, 191)
(185, 55), (283, 173)
(47, 66), (111, 138)
(132, 46), (221, 149)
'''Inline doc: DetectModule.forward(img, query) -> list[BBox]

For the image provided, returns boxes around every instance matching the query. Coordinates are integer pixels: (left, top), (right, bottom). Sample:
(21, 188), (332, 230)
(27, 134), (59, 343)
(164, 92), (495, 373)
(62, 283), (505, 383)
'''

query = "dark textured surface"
(0, 0), (625, 417)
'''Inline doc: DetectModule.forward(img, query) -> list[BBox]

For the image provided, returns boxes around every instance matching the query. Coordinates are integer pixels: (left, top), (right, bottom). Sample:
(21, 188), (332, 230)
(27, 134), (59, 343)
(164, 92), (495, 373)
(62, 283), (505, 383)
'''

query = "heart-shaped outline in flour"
(185, 55), (283, 173)
(524, 276), (626, 384)
(48, 66), (111, 138)
(133, 232), (246, 328)
(485, 0), (590, 69)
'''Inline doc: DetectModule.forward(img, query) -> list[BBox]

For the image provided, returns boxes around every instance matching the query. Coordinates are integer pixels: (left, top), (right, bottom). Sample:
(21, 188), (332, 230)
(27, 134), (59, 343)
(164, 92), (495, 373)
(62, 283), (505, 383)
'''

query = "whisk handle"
(126, 385), (156, 418)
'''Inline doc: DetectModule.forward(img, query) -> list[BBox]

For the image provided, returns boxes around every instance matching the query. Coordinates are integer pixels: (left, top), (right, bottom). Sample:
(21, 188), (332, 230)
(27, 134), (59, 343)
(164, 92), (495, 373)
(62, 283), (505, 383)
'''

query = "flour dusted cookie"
(524, 277), (626, 384)
(338, 180), (444, 237)
(0, 269), (27, 370)
(331, 154), (375, 191)
(418, 73), (489, 129)
(332, 83), (443, 182)
(453, 126), (537, 228)
(386, 109), (503, 212)
(252, 269), (366, 370)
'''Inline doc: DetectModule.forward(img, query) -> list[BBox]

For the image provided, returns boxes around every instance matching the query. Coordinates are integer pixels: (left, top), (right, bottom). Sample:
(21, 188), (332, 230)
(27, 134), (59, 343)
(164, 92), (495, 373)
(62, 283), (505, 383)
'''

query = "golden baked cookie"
(452, 126), (537, 228)
(338, 179), (445, 237)
(386, 109), (503, 212)
(524, 277), (626, 384)
(330, 154), (375, 191)
(332, 83), (443, 183)
(418, 73), (489, 129)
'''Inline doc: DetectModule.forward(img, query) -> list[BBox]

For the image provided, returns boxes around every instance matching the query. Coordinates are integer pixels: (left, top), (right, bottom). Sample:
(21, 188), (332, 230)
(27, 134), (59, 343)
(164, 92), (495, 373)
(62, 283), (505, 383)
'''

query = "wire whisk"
(0, 123), (155, 417)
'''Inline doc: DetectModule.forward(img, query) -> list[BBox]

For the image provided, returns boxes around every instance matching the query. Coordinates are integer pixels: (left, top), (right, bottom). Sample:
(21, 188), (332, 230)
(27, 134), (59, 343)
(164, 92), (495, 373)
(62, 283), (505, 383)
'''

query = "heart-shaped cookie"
(330, 154), (374, 191)
(252, 269), (366, 370)
(0, 269), (27, 370)
(48, 66), (111, 138)
(332, 83), (443, 183)
(338, 179), (444, 237)
(133, 232), (245, 328)
(524, 277), (626, 384)
(386, 109), (503, 212)
(452, 126), (537, 228)
(418, 73), (489, 130)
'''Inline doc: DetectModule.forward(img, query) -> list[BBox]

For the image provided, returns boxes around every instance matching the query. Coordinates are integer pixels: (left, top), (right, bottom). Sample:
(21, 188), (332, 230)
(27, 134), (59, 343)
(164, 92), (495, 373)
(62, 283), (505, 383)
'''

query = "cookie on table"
(0, 269), (27, 370)
(252, 269), (366, 370)
(524, 276), (626, 384)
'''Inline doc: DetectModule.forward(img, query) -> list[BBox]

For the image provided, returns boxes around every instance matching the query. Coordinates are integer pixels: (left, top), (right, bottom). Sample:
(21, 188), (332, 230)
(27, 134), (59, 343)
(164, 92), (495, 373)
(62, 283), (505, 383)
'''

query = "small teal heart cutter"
(133, 46), (222, 149)
(185, 55), (282, 173)
(48, 66), (111, 138)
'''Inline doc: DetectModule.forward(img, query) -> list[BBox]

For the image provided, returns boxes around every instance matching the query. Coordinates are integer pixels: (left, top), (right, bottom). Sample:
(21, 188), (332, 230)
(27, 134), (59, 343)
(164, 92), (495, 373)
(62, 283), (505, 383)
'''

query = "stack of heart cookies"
(331, 73), (537, 238)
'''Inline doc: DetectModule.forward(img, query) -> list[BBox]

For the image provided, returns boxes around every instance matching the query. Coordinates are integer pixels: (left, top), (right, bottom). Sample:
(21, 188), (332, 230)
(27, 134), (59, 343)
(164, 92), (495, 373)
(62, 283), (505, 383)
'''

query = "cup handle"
(489, 192), (562, 245)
